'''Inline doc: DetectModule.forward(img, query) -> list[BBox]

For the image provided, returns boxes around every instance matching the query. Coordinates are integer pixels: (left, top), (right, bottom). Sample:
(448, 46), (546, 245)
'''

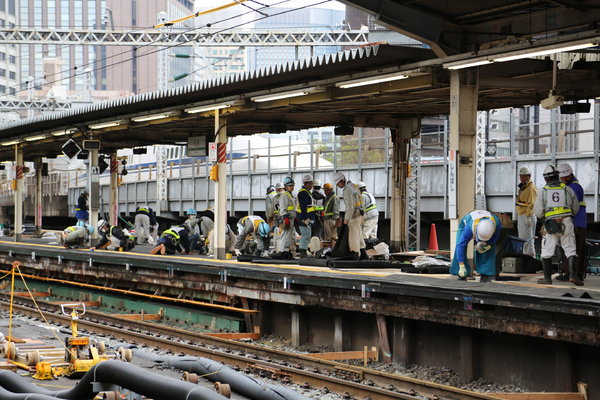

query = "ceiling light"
(445, 59), (493, 70)
(251, 88), (322, 102)
(185, 103), (232, 114)
(25, 134), (48, 142)
(1, 140), (20, 146)
(494, 42), (596, 62)
(131, 113), (172, 122)
(89, 120), (122, 130)
(335, 72), (408, 89)
(51, 128), (75, 136)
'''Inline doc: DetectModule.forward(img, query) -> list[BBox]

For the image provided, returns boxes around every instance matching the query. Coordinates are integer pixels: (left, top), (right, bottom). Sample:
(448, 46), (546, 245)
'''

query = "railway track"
(2, 296), (504, 400)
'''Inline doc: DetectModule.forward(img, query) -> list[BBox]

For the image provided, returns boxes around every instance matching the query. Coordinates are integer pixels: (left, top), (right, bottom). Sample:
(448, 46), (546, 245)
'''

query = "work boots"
(537, 258), (552, 285)
(298, 249), (308, 258)
(568, 256), (584, 286)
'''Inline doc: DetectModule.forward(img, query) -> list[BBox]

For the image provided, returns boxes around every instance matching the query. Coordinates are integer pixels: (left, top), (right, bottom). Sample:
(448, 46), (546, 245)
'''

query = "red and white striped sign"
(15, 166), (23, 180)
(217, 143), (227, 164)
(111, 160), (118, 173)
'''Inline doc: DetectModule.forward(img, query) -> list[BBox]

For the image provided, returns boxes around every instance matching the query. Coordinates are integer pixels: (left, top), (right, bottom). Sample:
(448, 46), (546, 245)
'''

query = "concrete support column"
(13, 145), (24, 242)
(392, 317), (413, 366)
(458, 328), (476, 382)
(88, 149), (99, 245)
(291, 307), (307, 347)
(449, 70), (478, 254)
(34, 157), (43, 237)
(390, 137), (408, 252)
(109, 151), (118, 226)
(214, 110), (228, 259)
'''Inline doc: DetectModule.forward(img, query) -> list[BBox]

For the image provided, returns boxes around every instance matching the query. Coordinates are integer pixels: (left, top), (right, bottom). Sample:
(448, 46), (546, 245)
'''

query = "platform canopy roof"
(1, 1), (600, 160)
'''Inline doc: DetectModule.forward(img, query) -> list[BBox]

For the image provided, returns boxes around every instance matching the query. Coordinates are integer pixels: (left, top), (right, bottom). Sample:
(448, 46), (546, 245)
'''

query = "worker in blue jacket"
(450, 210), (502, 282)
(296, 174), (316, 257)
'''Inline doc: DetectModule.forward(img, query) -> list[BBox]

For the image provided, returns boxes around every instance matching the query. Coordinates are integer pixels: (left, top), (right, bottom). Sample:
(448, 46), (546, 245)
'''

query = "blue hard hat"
(86, 224), (94, 234)
(257, 222), (270, 238)
(186, 208), (197, 215)
(76, 220), (85, 227)
(283, 176), (295, 186)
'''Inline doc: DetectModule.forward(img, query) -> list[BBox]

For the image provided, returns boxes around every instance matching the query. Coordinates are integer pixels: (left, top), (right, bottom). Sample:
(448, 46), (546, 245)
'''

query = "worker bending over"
(234, 215), (271, 257)
(333, 172), (366, 259)
(450, 210), (502, 282)
(151, 225), (191, 255)
(93, 220), (135, 251)
(322, 182), (340, 249)
(134, 205), (151, 245)
(61, 223), (93, 249)
(206, 224), (237, 256)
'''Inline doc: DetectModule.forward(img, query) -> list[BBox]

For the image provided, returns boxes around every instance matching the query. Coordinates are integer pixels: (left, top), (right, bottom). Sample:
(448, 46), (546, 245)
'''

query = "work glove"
(234, 249), (242, 256)
(475, 241), (491, 254)
(302, 219), (311, 226)
(283, 217), (291, 228)
(458, 262), (467, 278)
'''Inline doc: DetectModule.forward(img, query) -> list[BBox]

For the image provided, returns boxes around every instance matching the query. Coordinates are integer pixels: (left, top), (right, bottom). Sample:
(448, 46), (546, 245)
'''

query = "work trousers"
(279, 224), (295, 252)
(516, 214), (536, 257)
(322, 219), (338, 244)
(134, 214), (150, 245)
(63, 231), (84, 248)
(541, 217), (576, 259)
(348, 214), (365, 253)
(560, 226), (587, 278)
(362, 217), (378, 241)
(299, 224), (311, 250)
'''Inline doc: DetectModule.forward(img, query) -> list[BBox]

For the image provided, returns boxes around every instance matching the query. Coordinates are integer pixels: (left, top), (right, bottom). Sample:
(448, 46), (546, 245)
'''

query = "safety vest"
(324, 194), (337, 216)
(239, 216), (264, 230)
(296, 188), (315, 213)
(162, 228), (180, 240)
(363, 191), (377, 211)
(137, 207), (149, 214)
(65, 226), (77, 232)
(282, 190), (295, 211)
(544, 183), (572, 218)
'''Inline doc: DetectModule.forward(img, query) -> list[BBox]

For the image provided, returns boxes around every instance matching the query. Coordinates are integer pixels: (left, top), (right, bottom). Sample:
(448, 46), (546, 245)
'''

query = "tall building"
(0, 0), (18, 98)
(18, 0), (193, 95)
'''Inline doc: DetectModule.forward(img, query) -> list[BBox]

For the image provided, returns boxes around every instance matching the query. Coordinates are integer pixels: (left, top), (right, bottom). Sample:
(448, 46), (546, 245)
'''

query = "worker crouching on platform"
(297, 174), (316, 257)
(150, 225), (191, 255)
(205, 224), (236, 256)
(234, 216), (271, 257)
(534, 165), (580, 285)
(93, 220), (135, 251)
(333, 172), (366, 259)
(61, 222), (93, 249)
(450, 210), (502, 282)
(322, 182), (340, 249)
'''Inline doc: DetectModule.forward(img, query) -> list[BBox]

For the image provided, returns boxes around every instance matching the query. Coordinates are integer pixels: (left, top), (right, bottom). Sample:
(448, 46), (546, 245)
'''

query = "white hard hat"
(97, 219), (108, 230)
(313, 179), (322, 187)
(333, 172), (345, 184)
(558, 163), (573, 178)
(518, 166), (531, 175)
(543, 165), (559, 179)
(476, 218), (496, 242)
(275, 182), (284, 190)
(357, 181), (367, 189)
(302, 174), (313, 183)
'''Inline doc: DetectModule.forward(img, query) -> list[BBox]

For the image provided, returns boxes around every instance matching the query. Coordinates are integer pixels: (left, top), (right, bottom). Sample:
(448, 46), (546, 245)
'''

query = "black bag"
(544, 219), (563, 234)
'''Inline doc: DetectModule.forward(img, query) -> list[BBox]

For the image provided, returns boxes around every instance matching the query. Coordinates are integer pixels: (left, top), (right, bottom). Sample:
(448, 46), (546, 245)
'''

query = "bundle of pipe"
(0, 360), (227, 400)
(133, 350), (310, 400)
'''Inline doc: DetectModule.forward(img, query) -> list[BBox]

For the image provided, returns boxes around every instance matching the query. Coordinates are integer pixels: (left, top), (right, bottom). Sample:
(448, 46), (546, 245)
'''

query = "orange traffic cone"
(428, 223), (439, 251)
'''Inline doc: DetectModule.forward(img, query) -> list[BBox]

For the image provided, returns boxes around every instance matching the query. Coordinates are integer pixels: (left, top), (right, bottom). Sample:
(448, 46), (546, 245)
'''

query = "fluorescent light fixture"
(185, 103), (231, 114)
(494, 42), (596, 62)
(251, 88), (321, 103)
(1, 140), (20, 146)
(25, 135), (48, 142)
(336, 72), (408, 89)
(131, 113), (172, 122)
(89, 120), (122, 130)
(445, 59), (493, 70)
(51, 129), (74, 136)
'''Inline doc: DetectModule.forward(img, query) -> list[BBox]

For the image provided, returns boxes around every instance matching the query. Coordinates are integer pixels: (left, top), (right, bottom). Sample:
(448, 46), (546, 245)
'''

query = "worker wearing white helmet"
(333, 172), (366, 259)
(265, 184), (278, 228)
(271, 182), (285, 252)
(357, 182), (378, 241)
(557, 163), (587, 284)
(451, 210), (502, 282)
(534, 165), (580, 285)
(296, 174), (315, 257)
(515, 166), (538, 257)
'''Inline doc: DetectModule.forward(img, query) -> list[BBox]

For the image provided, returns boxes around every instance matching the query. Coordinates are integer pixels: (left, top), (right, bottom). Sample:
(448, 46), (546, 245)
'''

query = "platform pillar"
(13, 145), (23, 242)
(291, 307), (307, 347)
(34, 157), (43, 237)
(109, 151), (118, 226)
(458, 328), (476, 382)
(88, 148), (99, 245)
(214, 110), (228, 260)
(392, 317), (413, 366)
(449, 70), (478, 255)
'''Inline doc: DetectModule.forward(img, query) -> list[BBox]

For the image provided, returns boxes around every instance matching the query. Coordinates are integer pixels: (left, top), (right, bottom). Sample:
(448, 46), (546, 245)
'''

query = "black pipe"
(134, 350), (310, 400)
(0, 360), (227, 400)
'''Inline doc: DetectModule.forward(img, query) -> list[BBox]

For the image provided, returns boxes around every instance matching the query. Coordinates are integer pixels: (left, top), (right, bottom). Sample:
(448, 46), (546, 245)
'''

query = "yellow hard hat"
(323, 183), (333, 190)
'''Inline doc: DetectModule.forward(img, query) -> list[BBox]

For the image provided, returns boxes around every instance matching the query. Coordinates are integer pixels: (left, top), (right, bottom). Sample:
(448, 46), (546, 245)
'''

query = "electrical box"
(82, 140), (101, 150)
(502, 257), (524, 273)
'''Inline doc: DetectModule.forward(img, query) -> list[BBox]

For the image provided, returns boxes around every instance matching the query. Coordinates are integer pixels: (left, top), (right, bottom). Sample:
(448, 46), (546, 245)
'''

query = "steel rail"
(2, 297), (503, 400)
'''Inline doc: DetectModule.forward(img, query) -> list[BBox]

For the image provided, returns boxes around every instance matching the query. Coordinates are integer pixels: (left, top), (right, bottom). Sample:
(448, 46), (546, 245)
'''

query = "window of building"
(0, 52), (5, 61)
(19, 2), (28, 26)
(47, 0), (56, 28)
(0, 19), (5, 27)
(0, 0), (4, 12)
(74, 0), (83, 28)
(9, 71), (15, 80)
(34, 0), (42, 27)
(9, 55), (15, 64)
(0, 69), (6, 77)
(88, 0), (95, 28)
(8, 0), (14, 15)
(9, 87), (15, 95)
(0, 85), (5, 94)
(61, 0), (69, 28)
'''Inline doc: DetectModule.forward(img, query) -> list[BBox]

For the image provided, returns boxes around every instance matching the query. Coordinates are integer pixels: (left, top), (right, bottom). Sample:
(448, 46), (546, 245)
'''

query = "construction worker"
(450, 210), (502, 281)
(272, 182), (285, 252)
(333, 172), (366, 259)
(206, 224), (237, 256)
(134, 205), (151, 245)
(61, 223), (93, 249)
(93, 220), (135, 251)
(534, 165), (580, 285)
(296, 174), (315, 257)
(149, 208), (159, 244)
(322, 182), (340, 249)
(151, 225), (191, 255)
(184, 208), (202, 253)
(277, 176), (297, 258)
(558, 163), (587, 284)
(265, 185), (277, 226)
(358, 182), (378, 241)
(312, 179), (326, 239)
(515, 166), (538, 257)
(75, 191), (89, 223)
(234, 215), (271, 256)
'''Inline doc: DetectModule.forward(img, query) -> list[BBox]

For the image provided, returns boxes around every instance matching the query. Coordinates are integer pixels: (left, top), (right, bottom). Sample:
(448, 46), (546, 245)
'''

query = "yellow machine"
(59, 303), (102, 378)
